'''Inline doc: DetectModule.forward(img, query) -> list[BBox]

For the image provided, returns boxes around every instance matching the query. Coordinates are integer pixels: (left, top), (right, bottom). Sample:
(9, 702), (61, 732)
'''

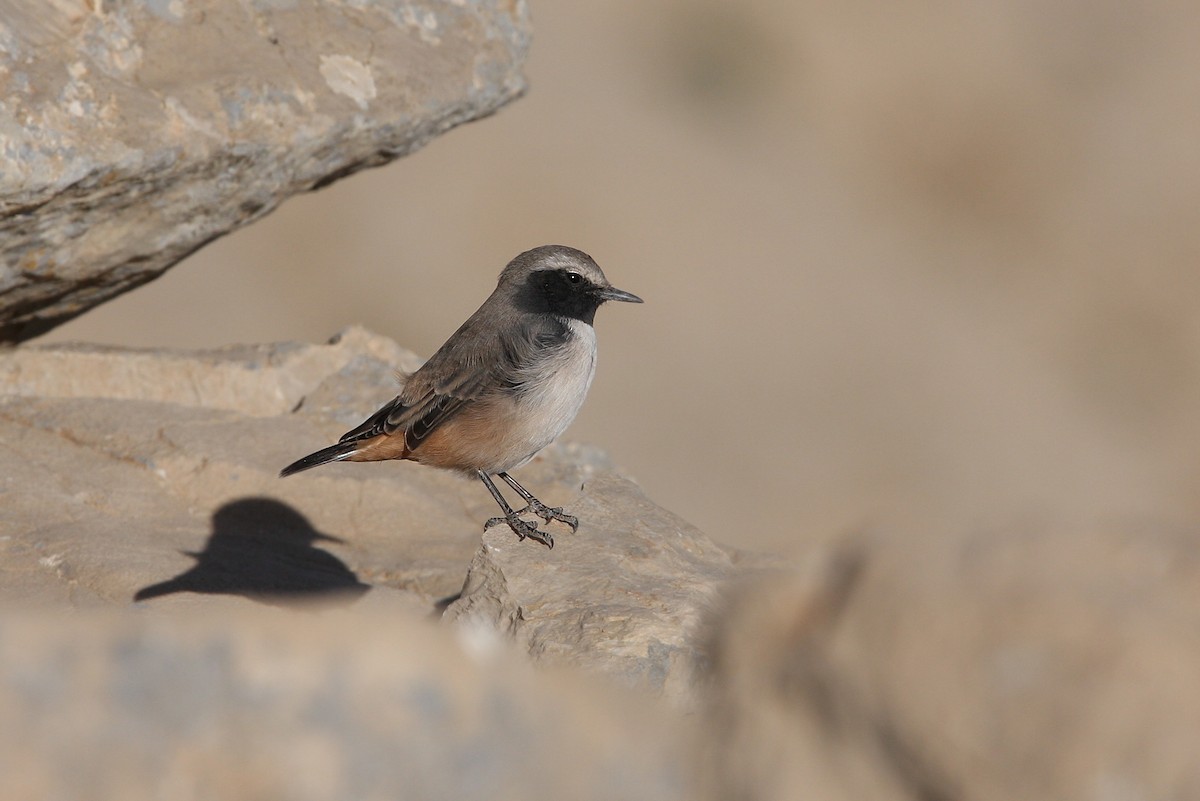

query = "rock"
(7, 330), (1195, 799)
(0, 326), (733, 799)
(445, 472), (744, 706)
(700, 522), (1200, 801)
(0, 605), (690, 801)
(0, 0), (530, 342)
(0, 327), (481, 606)
(0, 328), (754, 705)
(0, 325), (421, 416)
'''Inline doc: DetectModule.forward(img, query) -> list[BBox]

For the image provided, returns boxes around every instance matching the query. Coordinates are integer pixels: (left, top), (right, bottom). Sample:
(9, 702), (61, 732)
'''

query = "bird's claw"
(516, 500), (579, 533)
(485, 514), (554, 549)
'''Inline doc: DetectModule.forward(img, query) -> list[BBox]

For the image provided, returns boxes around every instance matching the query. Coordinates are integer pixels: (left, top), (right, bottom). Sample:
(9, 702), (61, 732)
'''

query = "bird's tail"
(279, 440), (361, 477)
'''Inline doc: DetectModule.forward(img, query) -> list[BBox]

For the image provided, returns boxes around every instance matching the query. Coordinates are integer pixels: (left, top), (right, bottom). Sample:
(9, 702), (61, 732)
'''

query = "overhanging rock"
(0, 0), (531, 341)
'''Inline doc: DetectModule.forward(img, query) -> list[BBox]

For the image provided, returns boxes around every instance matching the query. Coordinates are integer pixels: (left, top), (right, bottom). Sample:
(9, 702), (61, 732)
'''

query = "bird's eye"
(566, 272), (582, 284)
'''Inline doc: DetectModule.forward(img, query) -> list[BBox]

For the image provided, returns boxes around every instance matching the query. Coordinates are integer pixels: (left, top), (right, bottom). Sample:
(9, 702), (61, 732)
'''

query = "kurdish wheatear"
(280, 245), (642, 548)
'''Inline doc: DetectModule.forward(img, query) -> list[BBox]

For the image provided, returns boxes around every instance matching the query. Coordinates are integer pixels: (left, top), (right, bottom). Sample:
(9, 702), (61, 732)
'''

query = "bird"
(279, 245), (643, 549)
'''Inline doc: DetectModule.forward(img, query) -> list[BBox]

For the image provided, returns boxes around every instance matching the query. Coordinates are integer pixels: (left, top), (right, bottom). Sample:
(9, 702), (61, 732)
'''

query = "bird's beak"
(596, 286), (644, 304)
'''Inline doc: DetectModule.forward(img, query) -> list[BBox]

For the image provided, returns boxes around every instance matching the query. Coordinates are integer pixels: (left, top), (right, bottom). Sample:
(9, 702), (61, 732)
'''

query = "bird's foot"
(485, 513), (554, 549)
(519, 499), (579, 533)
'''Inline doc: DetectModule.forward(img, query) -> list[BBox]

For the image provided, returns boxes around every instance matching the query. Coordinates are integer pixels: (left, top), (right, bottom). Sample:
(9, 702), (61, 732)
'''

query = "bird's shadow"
(134, 497), (369, 607)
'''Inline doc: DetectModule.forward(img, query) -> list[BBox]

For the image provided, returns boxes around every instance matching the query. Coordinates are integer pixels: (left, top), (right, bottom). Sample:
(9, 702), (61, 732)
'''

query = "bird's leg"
(497, 472), (579, 533)
(477, 471), (554, 549)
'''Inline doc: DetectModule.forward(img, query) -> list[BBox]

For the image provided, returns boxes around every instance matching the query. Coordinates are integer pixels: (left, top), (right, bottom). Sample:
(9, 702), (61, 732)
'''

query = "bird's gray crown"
(498, 244), (610, 288)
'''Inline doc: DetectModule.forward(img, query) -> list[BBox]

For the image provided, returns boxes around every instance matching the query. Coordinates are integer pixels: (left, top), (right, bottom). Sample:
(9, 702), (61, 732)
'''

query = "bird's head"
(501, 244), (643, 325)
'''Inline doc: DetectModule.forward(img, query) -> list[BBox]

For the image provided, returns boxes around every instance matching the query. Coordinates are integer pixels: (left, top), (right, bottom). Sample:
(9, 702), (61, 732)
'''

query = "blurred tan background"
(43, 0), (1200, 554)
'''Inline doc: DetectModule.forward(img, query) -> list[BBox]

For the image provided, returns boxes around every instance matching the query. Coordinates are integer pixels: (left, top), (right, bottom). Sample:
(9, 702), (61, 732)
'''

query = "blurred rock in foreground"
(0, 0), (530, 342)
(703, 525), (1200, 801)
(0, 605), (690, 801)
(1, 521), (1197, 801)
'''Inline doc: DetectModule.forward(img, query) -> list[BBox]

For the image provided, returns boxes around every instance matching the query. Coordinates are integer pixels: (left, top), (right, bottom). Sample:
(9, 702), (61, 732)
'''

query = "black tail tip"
(278, 441), (358, 478)
(279, 455), (330, 478)
(278, 461), (309, 478)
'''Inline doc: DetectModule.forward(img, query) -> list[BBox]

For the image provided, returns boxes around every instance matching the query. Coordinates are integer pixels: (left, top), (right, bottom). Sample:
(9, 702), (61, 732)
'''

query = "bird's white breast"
(504, 318), (597, 469)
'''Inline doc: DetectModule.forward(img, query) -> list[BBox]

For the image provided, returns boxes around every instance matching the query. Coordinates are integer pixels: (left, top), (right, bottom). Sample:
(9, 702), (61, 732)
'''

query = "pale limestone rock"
(701, 524), (1200, 801)
(7, 330), (1194, 799)
(0, 0), (530, 341)
(445, 472), (739, 706)
(0, 327), (749, 702)
(0, 606), (690, 801)
(0, 325), (420, 416)
(1, 328), (514, 606)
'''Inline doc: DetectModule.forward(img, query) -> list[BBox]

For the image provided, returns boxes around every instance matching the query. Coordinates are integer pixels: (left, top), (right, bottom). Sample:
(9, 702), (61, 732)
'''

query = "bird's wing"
(336, 367), (489, 449)
(338, 313), (569, 451)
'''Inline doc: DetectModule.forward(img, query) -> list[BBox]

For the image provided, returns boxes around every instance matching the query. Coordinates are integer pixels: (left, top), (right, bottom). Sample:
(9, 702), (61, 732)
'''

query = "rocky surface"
(446, 471), (740, 706)
(702, 524), (1200, 801)
(3, 331), (1200, 799)
(0, 605), (691, 801)
(0, 327), (757, 703)
(0, 0), (530, 342)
